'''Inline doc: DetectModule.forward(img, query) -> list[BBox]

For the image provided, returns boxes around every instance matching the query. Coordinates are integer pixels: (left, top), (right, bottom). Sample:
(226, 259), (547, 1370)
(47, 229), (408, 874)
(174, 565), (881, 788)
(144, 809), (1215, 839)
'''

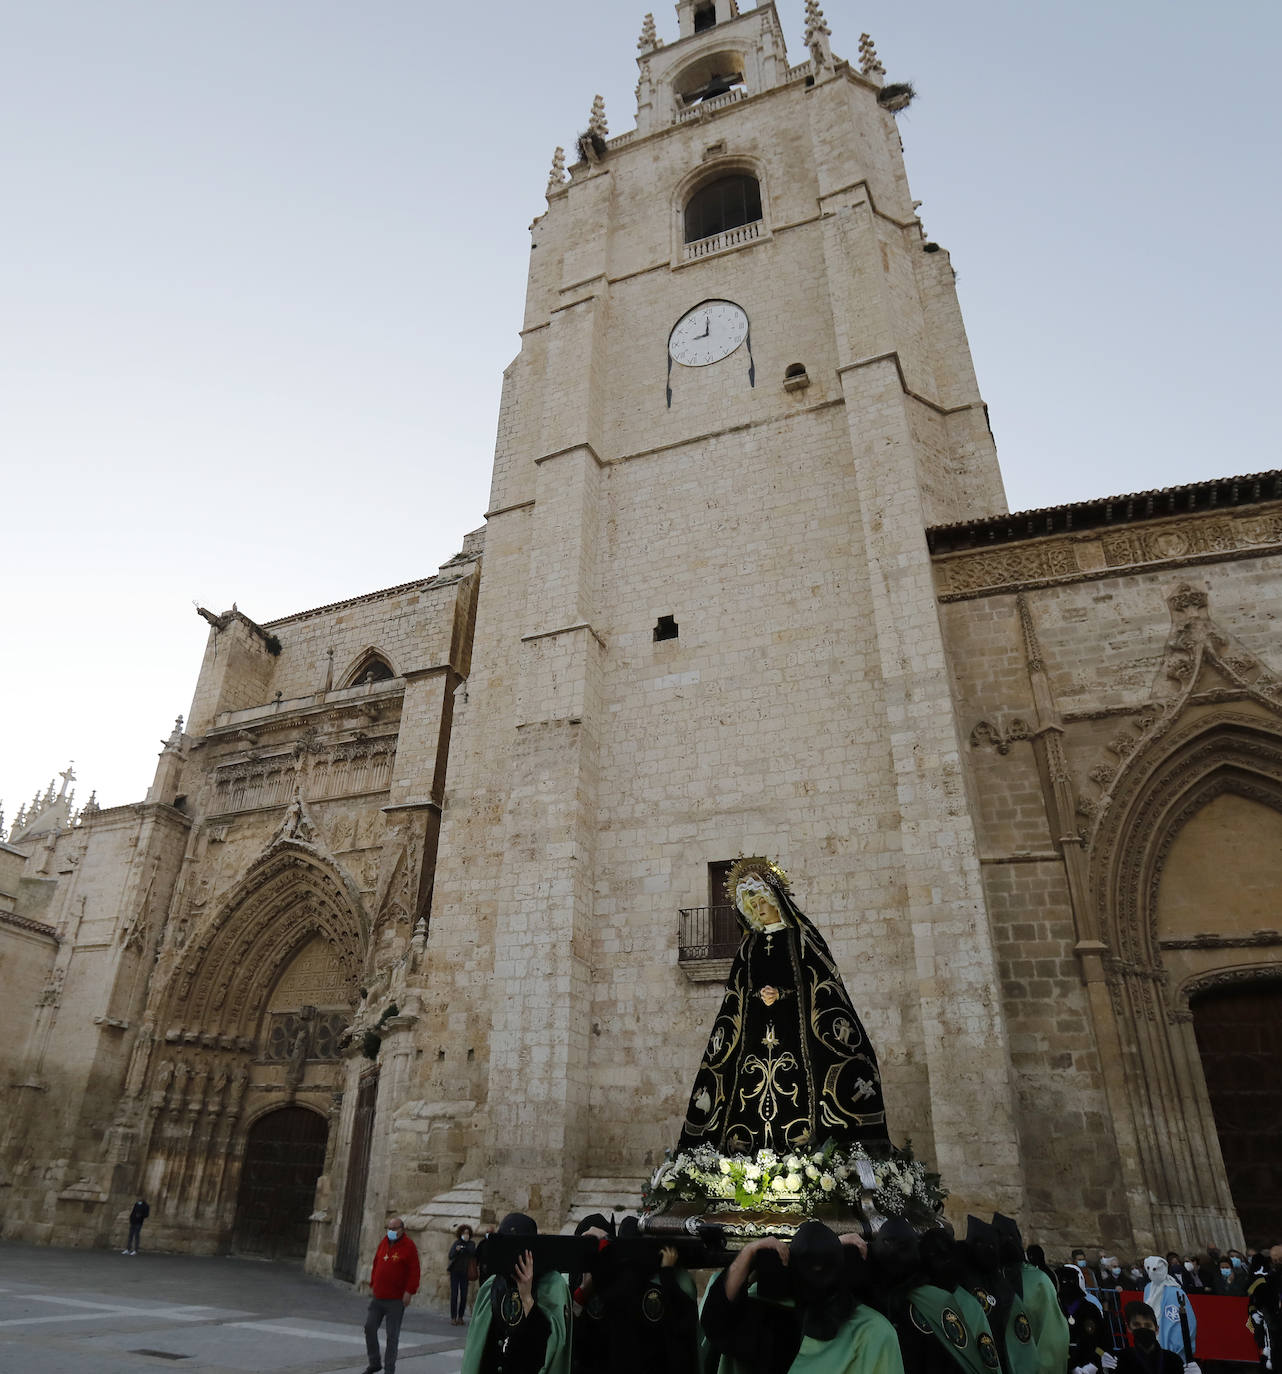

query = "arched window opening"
(673, 51), (745, 108)
(694, 3), (716, 32)
(684, 174), (762, 245)
(341, 649), (396, 689)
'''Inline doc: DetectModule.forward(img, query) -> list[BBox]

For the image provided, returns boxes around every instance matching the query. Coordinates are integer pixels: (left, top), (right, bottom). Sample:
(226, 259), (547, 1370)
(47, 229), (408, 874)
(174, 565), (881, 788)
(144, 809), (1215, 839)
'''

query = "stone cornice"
(260, 562), (478, 630)
(928, 471), (1282, 554)
(76, 801), (191, 831)
(933, 497), (1282, 602)
(836, 351), (982, 419)
(206, 689), (405, 740)
(0, 910), (59, 942)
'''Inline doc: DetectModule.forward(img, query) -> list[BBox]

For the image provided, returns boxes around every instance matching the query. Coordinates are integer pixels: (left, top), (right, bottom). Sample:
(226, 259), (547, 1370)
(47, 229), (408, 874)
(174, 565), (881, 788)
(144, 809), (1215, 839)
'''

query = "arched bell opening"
(231, 1105), (329, 1260)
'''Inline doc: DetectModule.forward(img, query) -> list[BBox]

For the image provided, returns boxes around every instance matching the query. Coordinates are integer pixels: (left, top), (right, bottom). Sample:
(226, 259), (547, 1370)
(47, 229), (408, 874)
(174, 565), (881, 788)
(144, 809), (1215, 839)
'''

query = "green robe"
(461, 1270), (571, 1374)
(1000, 1291), (1041, 1374)
(905, 1282), (1001, 1374)
(706, 1285), (906, 1374)
(951, 1288), (1003, 1374)
(1020, 1266), (1069, 1374)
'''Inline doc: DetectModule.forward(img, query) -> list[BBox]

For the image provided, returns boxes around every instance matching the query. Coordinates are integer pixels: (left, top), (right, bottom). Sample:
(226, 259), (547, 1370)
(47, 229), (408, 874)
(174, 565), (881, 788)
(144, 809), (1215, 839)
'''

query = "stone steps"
(560, 1176), (648, 1232)
(406, 1178), (484, 1231)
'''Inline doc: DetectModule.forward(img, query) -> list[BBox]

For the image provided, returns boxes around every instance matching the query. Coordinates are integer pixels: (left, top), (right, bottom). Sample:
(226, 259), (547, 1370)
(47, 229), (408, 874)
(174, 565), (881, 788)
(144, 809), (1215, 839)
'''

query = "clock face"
(668, 300), (749, 367)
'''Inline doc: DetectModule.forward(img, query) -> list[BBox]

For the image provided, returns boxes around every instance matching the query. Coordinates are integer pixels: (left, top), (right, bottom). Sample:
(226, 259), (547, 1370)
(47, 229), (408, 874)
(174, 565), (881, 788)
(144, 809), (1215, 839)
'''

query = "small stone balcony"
(678, 904), (741, 981)
(683, 218), (762, 261)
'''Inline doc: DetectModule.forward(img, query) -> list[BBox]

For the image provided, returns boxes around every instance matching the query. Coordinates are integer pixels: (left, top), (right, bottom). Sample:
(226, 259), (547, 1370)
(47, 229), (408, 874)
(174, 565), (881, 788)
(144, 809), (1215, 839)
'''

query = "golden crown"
(724, 854), (791, 905)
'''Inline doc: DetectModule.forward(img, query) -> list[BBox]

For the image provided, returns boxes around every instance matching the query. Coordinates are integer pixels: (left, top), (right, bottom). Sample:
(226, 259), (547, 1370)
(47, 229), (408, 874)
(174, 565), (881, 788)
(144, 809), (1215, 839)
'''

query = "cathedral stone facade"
(3, 2), (1279, 1289)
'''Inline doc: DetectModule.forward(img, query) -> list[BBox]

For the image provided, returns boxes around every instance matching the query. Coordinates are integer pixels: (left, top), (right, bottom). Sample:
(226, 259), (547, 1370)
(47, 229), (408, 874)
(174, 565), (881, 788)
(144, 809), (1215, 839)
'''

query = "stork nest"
(877, 82), (916, 113)
(576, 130), (608, 164)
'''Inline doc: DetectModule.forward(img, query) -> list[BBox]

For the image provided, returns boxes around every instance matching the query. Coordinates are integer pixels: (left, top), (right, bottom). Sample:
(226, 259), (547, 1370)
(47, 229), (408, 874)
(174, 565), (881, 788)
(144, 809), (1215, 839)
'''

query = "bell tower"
(424, 1), (1022, 1225)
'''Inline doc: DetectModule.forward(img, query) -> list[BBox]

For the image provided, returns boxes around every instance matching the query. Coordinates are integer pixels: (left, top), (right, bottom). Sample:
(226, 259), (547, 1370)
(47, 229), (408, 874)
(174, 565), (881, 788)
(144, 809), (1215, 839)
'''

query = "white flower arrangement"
(642, 1139), (946, 1222)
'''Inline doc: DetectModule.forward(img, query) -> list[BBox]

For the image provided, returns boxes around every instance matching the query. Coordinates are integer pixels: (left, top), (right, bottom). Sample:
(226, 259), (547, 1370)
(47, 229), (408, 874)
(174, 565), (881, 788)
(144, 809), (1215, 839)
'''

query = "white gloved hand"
(1101, 1353), (1118, 1370)
(1082, 1363), (1099, 1374)
(1184, 1362), (1201, 1374)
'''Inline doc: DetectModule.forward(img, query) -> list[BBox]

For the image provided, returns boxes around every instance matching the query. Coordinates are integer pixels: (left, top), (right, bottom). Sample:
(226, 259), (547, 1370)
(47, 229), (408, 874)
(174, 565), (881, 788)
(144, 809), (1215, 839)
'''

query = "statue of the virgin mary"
(677, 857), (889, 1155)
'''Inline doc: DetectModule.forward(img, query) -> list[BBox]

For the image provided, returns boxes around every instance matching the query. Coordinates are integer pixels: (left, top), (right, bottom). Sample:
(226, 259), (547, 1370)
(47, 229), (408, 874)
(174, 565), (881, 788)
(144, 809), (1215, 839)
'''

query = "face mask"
(1110, 1267), (1122, 1277)
(1130, 1270), (1143, 1280)
(388, 1230), (401, 1243)
(1221, 1269), (1232, 1280)
(1184, 1262), (1195, 1272)
(1133, 1330), (1157, 1350)
(1076, 1260), (1087, 1268)
(1231, 1257), (1243, 1269)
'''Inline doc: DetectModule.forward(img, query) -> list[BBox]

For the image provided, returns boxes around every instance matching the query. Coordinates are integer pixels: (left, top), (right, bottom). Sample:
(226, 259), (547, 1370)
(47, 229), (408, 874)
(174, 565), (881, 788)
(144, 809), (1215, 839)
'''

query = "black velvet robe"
(677, 885), (888, 1154)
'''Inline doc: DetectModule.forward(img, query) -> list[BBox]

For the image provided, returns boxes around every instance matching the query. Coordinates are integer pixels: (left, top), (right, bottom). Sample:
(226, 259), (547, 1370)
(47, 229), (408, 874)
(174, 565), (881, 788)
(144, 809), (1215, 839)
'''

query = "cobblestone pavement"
(0, 1242), (468, 1373)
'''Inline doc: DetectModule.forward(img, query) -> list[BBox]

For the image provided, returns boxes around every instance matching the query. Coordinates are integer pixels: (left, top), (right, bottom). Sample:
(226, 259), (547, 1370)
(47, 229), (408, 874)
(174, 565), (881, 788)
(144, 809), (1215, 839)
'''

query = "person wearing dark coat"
(1246, 1253), (1281, 1373)
(1058, 1266), (1110, 1374)
(123, 1197), (149, 1255)
(448, 1224), (477, 1326)
(1100, 1301), (1200, 1374)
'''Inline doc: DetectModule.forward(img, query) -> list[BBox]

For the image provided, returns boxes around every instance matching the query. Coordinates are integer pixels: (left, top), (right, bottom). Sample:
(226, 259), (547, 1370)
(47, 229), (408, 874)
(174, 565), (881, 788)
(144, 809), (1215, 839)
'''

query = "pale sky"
(3, 0), (1279, 816)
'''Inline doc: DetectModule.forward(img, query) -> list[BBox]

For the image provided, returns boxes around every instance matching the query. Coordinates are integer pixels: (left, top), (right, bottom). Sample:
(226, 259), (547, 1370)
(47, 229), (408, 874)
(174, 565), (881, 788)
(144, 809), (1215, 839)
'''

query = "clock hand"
(697, 317), (710, 338)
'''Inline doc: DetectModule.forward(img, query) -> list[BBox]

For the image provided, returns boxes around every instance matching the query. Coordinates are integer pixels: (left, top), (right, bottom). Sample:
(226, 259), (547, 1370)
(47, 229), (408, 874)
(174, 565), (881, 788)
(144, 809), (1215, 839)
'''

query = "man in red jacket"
(363, 1216), (420, 1374)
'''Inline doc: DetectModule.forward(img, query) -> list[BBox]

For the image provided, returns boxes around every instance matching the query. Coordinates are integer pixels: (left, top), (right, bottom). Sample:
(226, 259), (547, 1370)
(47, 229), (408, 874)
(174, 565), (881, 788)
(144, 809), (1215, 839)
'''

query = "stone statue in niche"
(284, 1006), (315, 1099)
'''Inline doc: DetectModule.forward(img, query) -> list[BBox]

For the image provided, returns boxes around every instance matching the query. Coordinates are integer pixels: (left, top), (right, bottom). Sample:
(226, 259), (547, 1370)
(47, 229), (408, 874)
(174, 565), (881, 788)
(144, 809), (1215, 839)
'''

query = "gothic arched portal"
(134, 838), (365, 1253)
(1088, 700), (1282, 1249)
(232, 1106), (329, 1260)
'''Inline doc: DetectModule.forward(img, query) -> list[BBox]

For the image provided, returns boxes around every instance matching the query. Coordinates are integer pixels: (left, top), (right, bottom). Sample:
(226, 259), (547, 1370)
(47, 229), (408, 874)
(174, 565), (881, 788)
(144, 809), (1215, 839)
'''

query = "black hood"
(965, 1216), (1000, 1274)
(574, 1212), (614, 1238)
(789, 1221), (855, 1342)
(499, 1212), (538, 1237)
(871, 1218), (921, 1288)
(920, 1227), (964, 1292)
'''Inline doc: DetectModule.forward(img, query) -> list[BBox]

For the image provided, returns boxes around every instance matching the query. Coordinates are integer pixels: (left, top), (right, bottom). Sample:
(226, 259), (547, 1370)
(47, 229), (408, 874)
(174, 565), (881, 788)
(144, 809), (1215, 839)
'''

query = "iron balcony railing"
(678, 905), (742, 962)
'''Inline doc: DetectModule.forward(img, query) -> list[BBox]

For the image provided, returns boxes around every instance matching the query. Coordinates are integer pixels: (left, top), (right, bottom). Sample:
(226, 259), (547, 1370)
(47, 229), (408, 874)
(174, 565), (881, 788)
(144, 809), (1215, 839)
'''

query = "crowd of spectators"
(1064, 1243), (1267, 1297)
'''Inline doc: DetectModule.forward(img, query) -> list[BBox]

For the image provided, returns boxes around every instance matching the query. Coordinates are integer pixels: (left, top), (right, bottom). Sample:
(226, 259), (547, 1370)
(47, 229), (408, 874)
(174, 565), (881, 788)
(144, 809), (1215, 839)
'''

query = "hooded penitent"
(463, 1211), (571, 1374)
(1056, 1266), (1106, 1374)
(992, 1216), (1067, 1374)
(789, 1221), (856, 1342)
(963, 1217), (1040, 1374)
(991, 1215), (1025, 1298)
(870, 1217), (921, 1290)
(904, 1227), (1005, 1374)
(1144, 1255), (1197, 1358)
(677, 857), (888, 1154)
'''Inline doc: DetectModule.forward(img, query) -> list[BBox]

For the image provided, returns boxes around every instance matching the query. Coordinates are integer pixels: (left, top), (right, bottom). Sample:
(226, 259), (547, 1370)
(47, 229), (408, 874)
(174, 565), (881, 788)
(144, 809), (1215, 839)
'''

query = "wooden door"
(1192, 979), (1282, 1245)
(333, 1067), (379, 1282)
(231, 1106), (327, 1260)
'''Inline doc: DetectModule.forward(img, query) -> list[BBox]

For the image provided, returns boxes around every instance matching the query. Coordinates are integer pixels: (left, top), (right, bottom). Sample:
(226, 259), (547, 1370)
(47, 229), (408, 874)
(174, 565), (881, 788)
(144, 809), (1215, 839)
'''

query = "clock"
(668, 300), (749, 367)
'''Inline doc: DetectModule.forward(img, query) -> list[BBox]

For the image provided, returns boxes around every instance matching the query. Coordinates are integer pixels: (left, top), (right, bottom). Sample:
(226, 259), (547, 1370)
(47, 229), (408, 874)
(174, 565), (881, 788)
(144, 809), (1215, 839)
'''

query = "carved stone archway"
(135, 838), (365, 1252)
(1087, 705), (1282, 1249)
